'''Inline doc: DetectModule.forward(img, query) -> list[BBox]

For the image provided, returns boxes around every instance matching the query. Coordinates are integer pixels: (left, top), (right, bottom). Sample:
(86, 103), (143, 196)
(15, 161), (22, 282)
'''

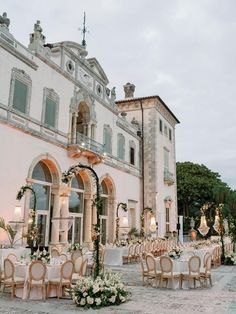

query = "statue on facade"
(111, 87), (116, 101)
(0, 12), (10, 28)
(34, 20), (43, 33)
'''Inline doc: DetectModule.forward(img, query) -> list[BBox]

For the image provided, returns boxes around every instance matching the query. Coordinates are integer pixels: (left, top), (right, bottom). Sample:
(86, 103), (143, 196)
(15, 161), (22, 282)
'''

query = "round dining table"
(14, 262), (62, 300)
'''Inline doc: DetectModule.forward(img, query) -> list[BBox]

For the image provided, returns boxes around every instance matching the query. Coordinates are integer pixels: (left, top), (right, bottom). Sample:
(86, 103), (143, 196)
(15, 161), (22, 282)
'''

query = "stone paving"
(0, 264), (235, 314)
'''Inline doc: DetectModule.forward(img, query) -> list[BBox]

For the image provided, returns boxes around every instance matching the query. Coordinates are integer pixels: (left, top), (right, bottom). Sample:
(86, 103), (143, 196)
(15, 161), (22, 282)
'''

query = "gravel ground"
(0, 264), (235, 314)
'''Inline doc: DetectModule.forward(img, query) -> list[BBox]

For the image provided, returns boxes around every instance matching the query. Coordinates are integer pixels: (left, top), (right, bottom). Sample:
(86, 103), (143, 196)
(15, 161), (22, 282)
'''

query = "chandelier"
(198, 215), (210, 236)
(213, 209), (221, 234)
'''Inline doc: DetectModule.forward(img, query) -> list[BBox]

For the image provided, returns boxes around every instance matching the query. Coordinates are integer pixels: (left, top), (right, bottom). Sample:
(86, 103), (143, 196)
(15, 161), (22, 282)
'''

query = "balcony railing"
(163, 168), (175, 185)
(67, 133), (105, 163)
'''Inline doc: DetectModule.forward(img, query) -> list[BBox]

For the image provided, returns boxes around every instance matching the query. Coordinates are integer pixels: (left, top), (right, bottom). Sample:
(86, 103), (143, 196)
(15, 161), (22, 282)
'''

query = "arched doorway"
(76, 102), (90, 136)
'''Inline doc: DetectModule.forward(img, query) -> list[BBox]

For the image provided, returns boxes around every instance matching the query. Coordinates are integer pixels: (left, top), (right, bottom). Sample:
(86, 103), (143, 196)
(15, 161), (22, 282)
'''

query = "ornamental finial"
(79, 12), (89, 47)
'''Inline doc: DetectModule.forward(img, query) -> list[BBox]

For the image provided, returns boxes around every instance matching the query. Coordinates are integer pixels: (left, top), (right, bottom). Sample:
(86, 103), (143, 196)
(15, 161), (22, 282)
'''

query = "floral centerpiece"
(114, 239), (128, 247)
(192, 240), (211, 250)
(68, 270), (131, 309)
(30, 248), (50, 264)
(67, 243), (82, 253)
(167, 248), (182, 259)
(224, 253), (236, 265)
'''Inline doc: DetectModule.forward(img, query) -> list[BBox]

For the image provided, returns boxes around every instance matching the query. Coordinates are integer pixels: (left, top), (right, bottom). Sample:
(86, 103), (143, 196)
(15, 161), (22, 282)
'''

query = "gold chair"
(200, 255), (212, 287)
(2, 258), (24, 297)
(6, 253), (18, 263)
(59, 253), (68, 263)
(140, 254), (148, 286)
(145, 253), (161, 288)
(160, 256), (181, 289)
(72, 256), (83, 283)
(28, 260), (47, 300)
(71, 250), (82, 261)
(122, 245), (133, 264)
(212, 246), (221, 267)
(51, 248), (60, 258)
(180, 256), (201, 289)
(48, 260), (74, 299)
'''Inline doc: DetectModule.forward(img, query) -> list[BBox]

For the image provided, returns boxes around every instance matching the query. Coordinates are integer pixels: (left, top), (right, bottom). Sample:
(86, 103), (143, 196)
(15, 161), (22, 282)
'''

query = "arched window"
(103, 125), (112, 154)
(117, 133), (125, 160)
(100, 180), (109, 244)
(30, 161), (52, 246)
(68, 174), (84, 244)
(129, 140), (136, 166)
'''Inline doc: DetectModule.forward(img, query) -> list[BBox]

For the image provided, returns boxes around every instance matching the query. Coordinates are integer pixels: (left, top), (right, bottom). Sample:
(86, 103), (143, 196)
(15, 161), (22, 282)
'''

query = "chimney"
(123, 82), (135, 98)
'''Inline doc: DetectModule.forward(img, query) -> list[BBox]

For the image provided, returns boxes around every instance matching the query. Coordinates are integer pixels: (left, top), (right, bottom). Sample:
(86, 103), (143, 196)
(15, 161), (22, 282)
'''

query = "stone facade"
(0, 15), (179, 248)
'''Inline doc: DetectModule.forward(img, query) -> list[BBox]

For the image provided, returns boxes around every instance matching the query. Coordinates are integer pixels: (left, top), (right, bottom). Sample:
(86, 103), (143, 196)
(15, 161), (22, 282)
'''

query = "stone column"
(60, 195), (70, 245)
(108, 197), (115, 242)
(87, 123), (91, 138)
(72, 113), (77, 144)
(50, 188), (60, 245)
(92, 198), (97, 225)
(83, 193), (92, 245)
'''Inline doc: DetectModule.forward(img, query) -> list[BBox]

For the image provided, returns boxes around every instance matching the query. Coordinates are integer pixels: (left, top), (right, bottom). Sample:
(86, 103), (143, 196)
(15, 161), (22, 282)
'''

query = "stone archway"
(26, 154), (61, 246)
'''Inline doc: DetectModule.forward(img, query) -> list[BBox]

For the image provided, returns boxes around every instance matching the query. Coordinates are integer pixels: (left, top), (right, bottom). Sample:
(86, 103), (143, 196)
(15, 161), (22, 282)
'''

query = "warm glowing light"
(13, 203), (22, 221)
(149, 216), (157, 233)
(122, 216), (129, 227)
(198, 215), (209, 236)
(213, 211), (220, 234)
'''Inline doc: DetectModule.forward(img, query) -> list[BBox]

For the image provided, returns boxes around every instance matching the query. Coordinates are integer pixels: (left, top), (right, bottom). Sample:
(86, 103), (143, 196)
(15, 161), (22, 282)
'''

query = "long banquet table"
(104, 247), (129, 266)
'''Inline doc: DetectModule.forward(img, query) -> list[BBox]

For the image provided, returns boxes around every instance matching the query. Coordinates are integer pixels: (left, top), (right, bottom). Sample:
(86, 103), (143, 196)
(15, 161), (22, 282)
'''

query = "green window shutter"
(117, 134), (125, 160)
(12, 79), (28, 113)
(104, 128), (112, 154)
(45, 97), (56, 127)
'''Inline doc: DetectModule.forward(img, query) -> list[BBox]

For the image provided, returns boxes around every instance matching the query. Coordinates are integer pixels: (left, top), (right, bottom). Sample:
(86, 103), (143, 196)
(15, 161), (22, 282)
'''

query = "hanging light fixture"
(149, 216), (157, 233)
(198, 215), (210, 236)
(213, 208), (221, 234)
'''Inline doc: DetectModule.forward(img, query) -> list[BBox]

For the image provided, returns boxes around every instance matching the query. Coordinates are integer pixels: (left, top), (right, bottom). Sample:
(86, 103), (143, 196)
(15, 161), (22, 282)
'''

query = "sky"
(2, 0), (236, 189)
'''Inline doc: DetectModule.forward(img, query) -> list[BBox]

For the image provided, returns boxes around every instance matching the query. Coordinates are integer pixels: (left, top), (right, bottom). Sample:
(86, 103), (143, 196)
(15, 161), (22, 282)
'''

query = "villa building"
(0, 13), (179, 248)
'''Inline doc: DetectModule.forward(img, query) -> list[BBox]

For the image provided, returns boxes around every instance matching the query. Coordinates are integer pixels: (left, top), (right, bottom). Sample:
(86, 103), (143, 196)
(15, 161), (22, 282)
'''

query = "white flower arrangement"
(192, 240), (212, 250)
(67, 243), (82, 253)
(30, 248), (50, 264)
(224, 252), (236, 265)
(167, 248), (183, 259)
(68, 270), (131, 309)
(115, 239), (128, 247)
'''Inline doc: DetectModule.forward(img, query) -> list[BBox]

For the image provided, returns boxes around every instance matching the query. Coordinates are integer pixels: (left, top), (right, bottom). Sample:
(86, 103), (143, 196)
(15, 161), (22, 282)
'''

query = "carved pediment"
(87, 57), (109, 85)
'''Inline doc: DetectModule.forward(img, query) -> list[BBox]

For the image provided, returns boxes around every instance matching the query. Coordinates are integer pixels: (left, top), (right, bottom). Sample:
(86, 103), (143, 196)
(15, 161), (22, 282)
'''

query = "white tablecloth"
(15, 263), (61, 300)
(104, 247), (129, 266)
(0, 247), (30, 268)
(155, 257), (190, 289)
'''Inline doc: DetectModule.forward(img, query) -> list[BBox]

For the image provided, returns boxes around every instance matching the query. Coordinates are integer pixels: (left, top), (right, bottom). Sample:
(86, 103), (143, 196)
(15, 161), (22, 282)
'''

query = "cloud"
(2, 0), (236, 188)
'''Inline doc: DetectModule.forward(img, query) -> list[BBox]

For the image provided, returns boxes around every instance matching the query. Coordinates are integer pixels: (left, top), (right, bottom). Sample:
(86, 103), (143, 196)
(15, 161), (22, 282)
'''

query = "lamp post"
(16, 185), (37, 254)
(62, 163), (101, 278)
(115, 202), (127, 241)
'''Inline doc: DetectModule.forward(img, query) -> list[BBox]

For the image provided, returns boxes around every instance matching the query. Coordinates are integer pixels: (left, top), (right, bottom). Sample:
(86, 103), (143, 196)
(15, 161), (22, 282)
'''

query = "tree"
(176, 162), (223, 218)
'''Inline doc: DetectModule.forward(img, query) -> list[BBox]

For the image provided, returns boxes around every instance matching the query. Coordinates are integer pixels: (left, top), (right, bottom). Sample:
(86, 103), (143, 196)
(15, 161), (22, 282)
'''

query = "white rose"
(95, 297), (101, 305)
(87, 296), (94, 305)
(80, 298), (86, 306)
(93, 285), (100, 294)
(109, 295), (116, 303)
(83, 292), (88, 297)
